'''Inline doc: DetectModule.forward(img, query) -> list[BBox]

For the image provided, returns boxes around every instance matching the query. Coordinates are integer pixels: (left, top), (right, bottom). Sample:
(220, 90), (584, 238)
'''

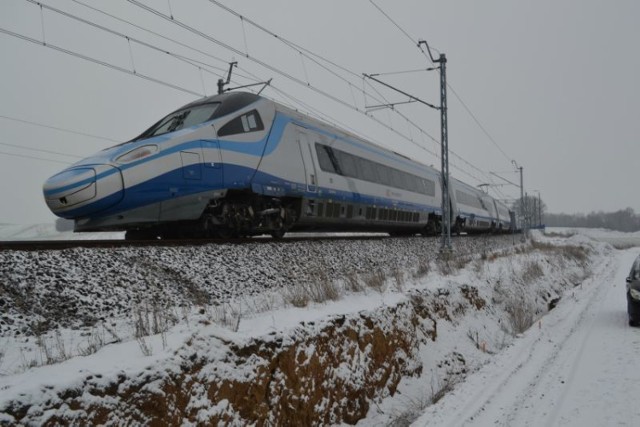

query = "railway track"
(0, 233), (394, 251)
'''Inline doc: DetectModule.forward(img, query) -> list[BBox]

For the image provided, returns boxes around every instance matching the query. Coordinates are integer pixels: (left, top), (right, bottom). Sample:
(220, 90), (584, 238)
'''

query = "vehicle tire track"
(445, 253), (616, 427)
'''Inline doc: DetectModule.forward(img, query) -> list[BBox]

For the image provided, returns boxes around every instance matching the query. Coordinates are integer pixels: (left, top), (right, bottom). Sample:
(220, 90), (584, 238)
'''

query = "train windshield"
(140, 103), (220, 139)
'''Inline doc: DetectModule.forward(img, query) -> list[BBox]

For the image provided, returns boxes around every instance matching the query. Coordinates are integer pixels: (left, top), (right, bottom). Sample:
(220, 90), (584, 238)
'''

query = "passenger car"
(626, 254), (640, 326)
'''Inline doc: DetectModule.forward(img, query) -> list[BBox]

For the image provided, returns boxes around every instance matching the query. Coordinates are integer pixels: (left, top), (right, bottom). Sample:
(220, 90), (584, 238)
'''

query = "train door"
(296, 129), (318, 193)
(180, 151), (202, 180)
(201, 139), (223, 188)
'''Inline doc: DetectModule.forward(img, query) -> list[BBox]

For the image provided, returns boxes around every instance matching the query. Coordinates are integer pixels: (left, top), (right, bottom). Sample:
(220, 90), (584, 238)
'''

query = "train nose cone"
(43, 165), (123, 218)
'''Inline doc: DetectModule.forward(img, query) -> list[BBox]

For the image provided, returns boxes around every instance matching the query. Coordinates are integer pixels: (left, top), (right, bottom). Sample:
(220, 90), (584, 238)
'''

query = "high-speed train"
(43, 92), (514, 239)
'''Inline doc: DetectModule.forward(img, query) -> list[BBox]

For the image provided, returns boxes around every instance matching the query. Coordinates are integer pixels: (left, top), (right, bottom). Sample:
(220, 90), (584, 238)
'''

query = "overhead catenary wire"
(0, 26), (203, 97)
(65, 0), (460, 177)
(10, 0), (496, 187)
(201, 0), (492, 181)
(212, 0), (493, 184)
(368, 0), (434, 63)
(0, 141), (84, 159)
(368, 0), (514, 181)
(0, 150), (72, 165)
(446, 83), (512, 163)
(0, 114), (121, 143)
(23, 0), (229, 85)
(127, 0), (453, 161)
(69, 0), (233, 74)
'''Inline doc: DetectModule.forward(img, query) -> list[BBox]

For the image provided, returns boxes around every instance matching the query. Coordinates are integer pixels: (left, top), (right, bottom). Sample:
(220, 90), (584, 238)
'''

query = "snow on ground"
(0, 228), (638, 424)
(412, 241), (640, 426)
(549, 226), (640, 249)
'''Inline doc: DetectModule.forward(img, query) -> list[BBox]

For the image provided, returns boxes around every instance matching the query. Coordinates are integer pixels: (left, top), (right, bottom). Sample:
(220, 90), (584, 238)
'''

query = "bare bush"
(431, 373), (459, 404)
(284, 285), (310, 308)
(414, 258), (430, 278)
(364, 270), (386, 292)
(284, 272), (341, 308)
(212, 303), (243, 332)
(137, 336), (153, 356)
(393, 266), (405, 291)
(344, 270), (364, 292)
(436, 259), (454, 276)
(466, 329), (481, 350)
(561, 246), (589, 263)
(521, 260), (544, 284)
(544, 231), (575, 238)
(389, 388), (432, 427)
(504, 296), (536, 335)
(77, 326), (105, 357)
(132, 301), (175, 339)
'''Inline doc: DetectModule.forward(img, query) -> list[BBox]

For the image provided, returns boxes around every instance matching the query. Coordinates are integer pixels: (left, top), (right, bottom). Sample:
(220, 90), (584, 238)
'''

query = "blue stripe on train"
(57, 162), (441, 220)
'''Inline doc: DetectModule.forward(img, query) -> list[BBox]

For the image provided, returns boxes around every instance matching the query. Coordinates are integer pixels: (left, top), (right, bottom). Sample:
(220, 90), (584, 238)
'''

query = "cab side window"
(218, 110), (264, 137)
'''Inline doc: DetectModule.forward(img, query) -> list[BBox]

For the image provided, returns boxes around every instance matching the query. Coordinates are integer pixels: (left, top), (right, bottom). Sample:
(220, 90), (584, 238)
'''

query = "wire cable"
(447, 83), (512, 163)
(0, 26), (203, 97)
(203, 0), (491, 183)
(0, 114), (121, 143)
(0, 150), (72, 165)
(0, 141), (84, 159)
(368, 0), (512, 176)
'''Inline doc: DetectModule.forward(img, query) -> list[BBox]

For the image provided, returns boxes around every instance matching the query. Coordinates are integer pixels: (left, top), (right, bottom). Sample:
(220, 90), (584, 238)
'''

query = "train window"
(142, 103), (220, 139)
(339, 152), (358, 177)
(314, 142), (431, 196)
(360, 158), (377, 182)
(315, 144), (335, 173)
(377, 166), (391, 186)
(423, 179), (436, 197)
(217, 110), (264, 137)
(456, 190), (483, 209)
(390, 169), (403, 189)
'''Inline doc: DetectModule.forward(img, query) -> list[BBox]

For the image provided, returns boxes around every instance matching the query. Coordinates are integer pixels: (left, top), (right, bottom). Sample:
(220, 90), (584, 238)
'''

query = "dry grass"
(392, 266), (405, 291)
(544, 231), (575, 238)
(344, 270), (365, 292)
(521, 260), (544, 284)
(284, 285), (310, 308)
(211, 303), (243, 332)
(284, 270), (341, 308)
(504, 295), (536, 335)
(414, 258), (430, 279)
(364, 270), (386, 292)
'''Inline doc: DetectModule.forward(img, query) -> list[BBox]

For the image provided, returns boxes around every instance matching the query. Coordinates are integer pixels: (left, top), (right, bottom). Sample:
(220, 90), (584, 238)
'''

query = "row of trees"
(508, 194), (640, 232)
(510, 194), (546, 229)
(545, 208), (640, 232)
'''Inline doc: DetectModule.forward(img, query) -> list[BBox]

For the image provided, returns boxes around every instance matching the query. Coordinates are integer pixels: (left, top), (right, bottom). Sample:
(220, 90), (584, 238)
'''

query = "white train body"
(43, 92), (514, 239)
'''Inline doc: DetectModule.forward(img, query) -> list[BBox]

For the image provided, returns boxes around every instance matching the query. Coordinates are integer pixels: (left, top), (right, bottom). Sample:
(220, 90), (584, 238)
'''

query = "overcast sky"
(1, 0), (639, 225)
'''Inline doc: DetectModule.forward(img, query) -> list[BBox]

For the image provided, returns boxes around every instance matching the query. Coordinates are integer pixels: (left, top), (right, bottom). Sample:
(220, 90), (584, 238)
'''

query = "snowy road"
(414, 248), (640, 427)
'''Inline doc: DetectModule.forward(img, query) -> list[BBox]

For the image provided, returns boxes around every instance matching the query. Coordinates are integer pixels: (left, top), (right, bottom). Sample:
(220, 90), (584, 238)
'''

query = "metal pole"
(439, 53), (451, 252)
(417, 40), (452, 254)
(538, 192), (542, 227)
(519, 166), (525, 241)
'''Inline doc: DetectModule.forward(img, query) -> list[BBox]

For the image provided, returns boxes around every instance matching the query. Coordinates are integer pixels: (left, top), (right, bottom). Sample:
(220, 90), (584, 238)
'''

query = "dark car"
(626, 255), (640, 326)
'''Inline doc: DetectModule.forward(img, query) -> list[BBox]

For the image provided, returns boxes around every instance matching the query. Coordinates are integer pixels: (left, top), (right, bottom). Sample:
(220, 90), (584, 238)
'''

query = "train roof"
(158, 91), (438, 176)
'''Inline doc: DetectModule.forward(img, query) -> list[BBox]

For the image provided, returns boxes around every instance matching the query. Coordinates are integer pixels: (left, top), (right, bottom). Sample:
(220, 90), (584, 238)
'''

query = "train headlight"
(116, 145), (158, 163)
(630, 288), (640, 301)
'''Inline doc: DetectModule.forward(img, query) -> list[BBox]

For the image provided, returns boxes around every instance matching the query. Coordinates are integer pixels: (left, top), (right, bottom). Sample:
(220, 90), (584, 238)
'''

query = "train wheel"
(270, 228), (286, 239)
